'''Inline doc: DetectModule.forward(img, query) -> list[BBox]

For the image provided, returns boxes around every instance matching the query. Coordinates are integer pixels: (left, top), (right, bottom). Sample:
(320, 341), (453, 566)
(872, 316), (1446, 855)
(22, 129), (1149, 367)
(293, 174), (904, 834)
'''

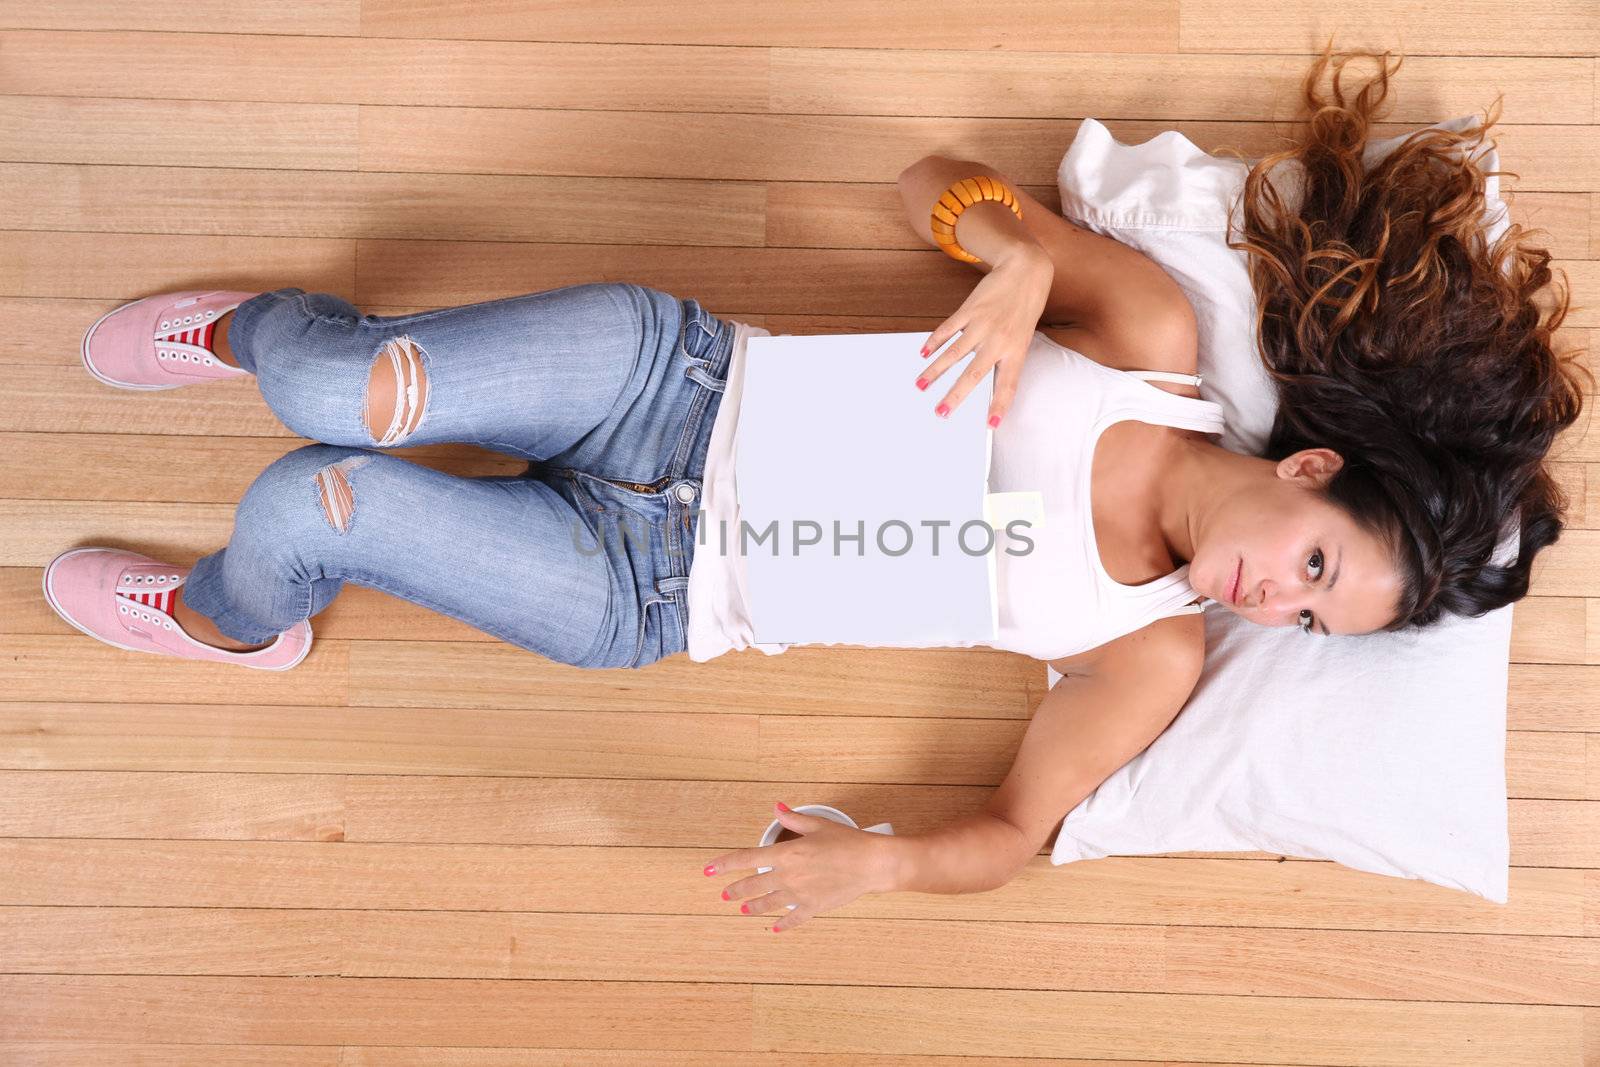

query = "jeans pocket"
(631, 594), (671, 668)
(677, 299), (728, 390)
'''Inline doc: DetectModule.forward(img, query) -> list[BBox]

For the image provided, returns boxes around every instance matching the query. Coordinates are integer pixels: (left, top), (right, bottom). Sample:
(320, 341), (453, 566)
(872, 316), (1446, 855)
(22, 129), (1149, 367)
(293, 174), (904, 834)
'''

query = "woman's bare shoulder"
(1046, 610), (1206, 686)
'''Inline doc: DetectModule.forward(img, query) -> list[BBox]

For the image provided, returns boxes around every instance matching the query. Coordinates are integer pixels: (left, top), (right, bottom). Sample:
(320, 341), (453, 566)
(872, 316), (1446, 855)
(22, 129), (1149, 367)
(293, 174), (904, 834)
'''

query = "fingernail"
(776, 801), (790, 812)
(721, 889), (730, 900)
(703, 864), (716, 876)
(988, 414), (1001, 428)
(935, 403), (950, 418)
(920, 345), (929, 356)
(740, 903), (749, 914)
(915, 378), (929, 391)
(771, 926), (781, 933)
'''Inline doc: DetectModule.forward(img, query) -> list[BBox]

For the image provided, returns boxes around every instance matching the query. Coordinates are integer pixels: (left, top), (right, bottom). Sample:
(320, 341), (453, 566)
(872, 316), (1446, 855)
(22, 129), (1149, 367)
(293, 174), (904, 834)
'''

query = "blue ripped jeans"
(179, 283), (733, 669)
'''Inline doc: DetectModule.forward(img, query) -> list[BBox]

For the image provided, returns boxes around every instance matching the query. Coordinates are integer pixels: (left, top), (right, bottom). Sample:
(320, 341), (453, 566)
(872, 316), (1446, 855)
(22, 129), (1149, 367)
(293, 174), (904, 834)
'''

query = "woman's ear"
(1277, 447), (1345, 484)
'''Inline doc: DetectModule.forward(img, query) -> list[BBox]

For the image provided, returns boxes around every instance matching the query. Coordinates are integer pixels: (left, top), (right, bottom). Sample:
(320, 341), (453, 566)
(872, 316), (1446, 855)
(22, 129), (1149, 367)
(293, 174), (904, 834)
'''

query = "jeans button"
(673, 482), (697, 503)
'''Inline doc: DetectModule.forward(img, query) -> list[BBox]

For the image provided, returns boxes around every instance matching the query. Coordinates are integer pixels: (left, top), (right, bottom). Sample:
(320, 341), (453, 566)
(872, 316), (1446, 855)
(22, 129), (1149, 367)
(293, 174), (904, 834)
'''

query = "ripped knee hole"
(364, 334), (429, 446)
(316, 454), (374, 534)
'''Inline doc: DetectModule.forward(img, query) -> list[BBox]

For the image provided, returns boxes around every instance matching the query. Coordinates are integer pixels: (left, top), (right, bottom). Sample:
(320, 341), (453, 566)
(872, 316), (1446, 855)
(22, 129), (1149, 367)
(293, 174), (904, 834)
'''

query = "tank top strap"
(1129, 370), (1204, 387)
(1154, 593), (1217, 619)
(1113, 368), (1226, 436)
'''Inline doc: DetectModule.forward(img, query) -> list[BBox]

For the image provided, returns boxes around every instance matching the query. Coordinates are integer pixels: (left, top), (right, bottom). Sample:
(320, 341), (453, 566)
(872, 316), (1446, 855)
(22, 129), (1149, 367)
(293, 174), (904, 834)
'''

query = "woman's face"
(1192, 448), (1404, 637)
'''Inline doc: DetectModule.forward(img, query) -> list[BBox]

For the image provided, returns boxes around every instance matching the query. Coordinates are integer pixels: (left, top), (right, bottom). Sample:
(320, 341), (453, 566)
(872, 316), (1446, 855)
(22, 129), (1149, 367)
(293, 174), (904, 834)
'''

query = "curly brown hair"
(1229, 48), (1592, 630)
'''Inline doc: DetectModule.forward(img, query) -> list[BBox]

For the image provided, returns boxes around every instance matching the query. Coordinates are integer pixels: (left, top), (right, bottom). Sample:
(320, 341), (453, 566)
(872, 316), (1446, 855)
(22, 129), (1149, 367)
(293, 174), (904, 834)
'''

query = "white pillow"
(1044, 117), (1517, 903)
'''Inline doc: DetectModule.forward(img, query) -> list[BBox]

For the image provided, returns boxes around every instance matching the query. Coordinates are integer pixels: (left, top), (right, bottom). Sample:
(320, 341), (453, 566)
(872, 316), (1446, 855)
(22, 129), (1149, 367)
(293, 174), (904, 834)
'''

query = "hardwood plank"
(2, 35), (1590, 125)
(0, 232), (355, 302)
(1178, 0), (1600, 56)
(1509, 664), (1600, 731)
(2, 839), (1583, 933)
(341, 1055), (1299, 1067)
(3, 634), (351, 704)
(0, 97), (358, 169)
(0, 1), (357, 34)
(0, 32), (766, 112)
(1532, 529), (1600, 597)
(357, 110), (1598, 192)
(1512, 800), (1600, 867)
(0, 979), (1561, 1067)
(0, 973), (1579, 1063)
(356, 0), (1181, 52)
(0, 164), (766, 247)
(0, 975), (749, 1051)
(1510, 596), (1595, 664)
(0, 1051), (1280, 1067)
(0, 772), (347, 840)
(771, 51), (1597, 126)
(753, 982), (1582, 1065)
(1508, 733), (1597, 800)
(2, 906), (1595, 1006)
(1592, 192), (1599, 260)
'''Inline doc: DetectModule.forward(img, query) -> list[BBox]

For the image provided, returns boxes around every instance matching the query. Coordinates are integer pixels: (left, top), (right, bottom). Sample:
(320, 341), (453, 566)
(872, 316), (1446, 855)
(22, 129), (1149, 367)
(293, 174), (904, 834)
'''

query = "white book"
(734, 331), (998, 647)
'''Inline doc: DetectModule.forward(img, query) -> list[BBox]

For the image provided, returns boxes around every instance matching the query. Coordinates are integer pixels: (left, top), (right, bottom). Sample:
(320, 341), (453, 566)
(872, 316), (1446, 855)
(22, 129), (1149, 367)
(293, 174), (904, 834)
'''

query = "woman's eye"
(1301, 547), (1325, 633)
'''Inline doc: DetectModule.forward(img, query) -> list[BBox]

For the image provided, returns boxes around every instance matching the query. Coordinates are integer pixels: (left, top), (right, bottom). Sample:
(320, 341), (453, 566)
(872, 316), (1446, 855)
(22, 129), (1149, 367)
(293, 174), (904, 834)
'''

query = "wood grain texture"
(2, 8), (1596, 1064)
(1178, 0), (1600, 56)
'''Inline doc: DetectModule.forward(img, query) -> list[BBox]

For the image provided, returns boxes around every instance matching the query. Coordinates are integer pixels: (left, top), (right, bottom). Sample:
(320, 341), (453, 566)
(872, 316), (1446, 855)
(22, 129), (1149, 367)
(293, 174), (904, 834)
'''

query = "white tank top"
(984, 332), (1225, 661)
(684, 327), (1224, 663)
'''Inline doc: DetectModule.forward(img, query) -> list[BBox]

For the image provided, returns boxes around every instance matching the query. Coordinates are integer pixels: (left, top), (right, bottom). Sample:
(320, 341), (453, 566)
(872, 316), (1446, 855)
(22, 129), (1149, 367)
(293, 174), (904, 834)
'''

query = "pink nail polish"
(935, 403), (950, 418)
(988, 414), (1001, 428)
(920, 345), (929, 356)
(772, 926), (782, 933)
(703, 864), (715, 876)
(721, 889), (730, 900)
(915, 378), (928, 391)
(740, 903), (749, 914)
(776, 801), (790, 812)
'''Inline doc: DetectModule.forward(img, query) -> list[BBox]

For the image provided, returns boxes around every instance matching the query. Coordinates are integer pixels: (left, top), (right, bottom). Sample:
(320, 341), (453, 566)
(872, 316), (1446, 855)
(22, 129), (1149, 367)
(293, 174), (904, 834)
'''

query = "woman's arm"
(878, 613), (1205, 894)
(897, 154), (1197, 376)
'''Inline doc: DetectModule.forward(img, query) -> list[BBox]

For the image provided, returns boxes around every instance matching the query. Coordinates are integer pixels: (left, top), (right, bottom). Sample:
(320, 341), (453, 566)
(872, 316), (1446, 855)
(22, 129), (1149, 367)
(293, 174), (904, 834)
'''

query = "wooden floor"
(1, 2), (1597, 1064)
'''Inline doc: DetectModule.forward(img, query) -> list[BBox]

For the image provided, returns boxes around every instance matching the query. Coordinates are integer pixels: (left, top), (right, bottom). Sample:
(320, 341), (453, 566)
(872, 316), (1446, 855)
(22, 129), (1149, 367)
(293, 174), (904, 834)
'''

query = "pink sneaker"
(42, 547), (312, 670)
(81, 290), (260, 390)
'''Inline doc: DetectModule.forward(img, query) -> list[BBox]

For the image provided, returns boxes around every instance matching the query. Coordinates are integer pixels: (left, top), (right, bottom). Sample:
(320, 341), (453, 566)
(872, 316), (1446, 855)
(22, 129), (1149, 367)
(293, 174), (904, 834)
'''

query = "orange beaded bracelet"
(930, 175), (1024, 265)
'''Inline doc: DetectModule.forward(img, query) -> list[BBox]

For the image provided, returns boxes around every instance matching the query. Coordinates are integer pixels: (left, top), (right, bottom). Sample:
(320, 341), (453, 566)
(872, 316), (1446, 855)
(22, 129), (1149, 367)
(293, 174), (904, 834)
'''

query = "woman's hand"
(702, 804), (897, 932)
(917, 245), (1054, 427)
